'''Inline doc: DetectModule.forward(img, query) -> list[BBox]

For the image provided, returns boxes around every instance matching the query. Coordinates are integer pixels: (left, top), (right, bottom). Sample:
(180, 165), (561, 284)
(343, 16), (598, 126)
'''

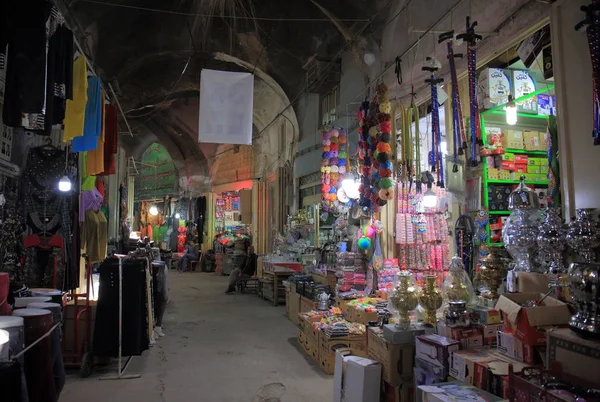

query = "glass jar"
(442, 256), (475, 307)
(537, 207), (567, 274)
(566, 208), (599, 263)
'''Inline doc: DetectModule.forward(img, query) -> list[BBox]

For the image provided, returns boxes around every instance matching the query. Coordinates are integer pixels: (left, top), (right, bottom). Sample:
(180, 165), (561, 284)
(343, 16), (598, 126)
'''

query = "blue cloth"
(72, 76), (102, 152)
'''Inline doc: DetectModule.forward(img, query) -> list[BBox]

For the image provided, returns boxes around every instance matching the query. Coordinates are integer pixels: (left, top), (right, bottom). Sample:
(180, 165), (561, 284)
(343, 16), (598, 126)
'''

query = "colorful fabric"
(72, 76), (102, 152)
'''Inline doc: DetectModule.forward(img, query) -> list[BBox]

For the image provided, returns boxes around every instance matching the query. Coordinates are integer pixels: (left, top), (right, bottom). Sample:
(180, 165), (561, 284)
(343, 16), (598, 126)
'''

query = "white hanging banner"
(198, 69), (254, 145)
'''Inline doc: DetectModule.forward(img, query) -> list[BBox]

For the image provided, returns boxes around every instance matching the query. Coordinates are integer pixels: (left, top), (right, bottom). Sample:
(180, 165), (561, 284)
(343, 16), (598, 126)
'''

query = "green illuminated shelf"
(487, 179), (549, 185)
(503, 149), (547, 155)
(479, 84), (555, 245)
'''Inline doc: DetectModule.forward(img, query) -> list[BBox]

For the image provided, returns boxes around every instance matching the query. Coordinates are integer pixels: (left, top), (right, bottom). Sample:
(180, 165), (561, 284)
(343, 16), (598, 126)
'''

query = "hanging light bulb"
(149, 205), (159, 216)
(505, 95), (518, 125)
(58, 176), (72, 192)
(175, 212), (181, 219)
(341, 173), (355, 192)
(422, 189), (438, 208)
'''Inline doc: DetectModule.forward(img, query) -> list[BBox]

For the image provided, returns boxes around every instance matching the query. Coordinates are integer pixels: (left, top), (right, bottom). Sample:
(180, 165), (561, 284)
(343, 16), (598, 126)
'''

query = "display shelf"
(479, 85), (555, 245)
(488, 179), (549, 185)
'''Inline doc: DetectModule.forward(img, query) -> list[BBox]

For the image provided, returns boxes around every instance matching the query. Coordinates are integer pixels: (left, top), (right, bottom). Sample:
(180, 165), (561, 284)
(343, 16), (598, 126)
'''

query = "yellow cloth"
(82, 209), (108, 263)
(86, 94), (106, 175)
(63, 56), (88, 142)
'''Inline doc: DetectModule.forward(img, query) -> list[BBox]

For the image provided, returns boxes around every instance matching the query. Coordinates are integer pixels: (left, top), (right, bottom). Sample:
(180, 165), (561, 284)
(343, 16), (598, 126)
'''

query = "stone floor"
(60, 272), (332, 402)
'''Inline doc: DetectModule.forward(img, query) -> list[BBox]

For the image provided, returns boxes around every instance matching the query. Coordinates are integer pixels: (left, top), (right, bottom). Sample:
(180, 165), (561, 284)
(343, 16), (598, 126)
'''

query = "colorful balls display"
(357, 237), (371, 250)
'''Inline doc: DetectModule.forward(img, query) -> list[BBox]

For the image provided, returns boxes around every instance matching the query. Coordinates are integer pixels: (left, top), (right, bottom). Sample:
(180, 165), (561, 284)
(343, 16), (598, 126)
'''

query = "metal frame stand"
(100, 257), (141, 380)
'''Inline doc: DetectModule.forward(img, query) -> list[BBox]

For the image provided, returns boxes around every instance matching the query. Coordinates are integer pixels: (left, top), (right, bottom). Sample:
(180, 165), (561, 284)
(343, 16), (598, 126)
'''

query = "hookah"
(457, 16), (483, 166)
(439, 30), (468, 170)
(422, 57), (445, 188)
(575, 1), (600, 145)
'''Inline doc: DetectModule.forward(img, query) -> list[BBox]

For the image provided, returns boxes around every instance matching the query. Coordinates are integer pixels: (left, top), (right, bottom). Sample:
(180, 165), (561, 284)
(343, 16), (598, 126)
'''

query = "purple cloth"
(80, 188), (103, 221)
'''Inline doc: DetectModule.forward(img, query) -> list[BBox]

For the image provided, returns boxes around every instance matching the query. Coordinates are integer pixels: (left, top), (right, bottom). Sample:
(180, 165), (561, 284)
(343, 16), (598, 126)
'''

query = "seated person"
(226, 246), (257, 294)
(179, 239), (199, 272)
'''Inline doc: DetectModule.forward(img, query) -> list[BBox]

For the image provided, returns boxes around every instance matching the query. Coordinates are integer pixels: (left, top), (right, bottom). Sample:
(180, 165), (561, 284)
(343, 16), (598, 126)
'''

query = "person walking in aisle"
(226, 246), (257, 294)
(179, 238), (199, 272)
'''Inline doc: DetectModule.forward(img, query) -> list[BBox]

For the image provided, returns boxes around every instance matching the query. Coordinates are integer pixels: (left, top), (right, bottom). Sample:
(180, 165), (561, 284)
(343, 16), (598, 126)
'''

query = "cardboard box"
(346, 304), (378, 325)
(478, 68), (511, 110)
(437, 322), (484, 349)
(415, 356), (450, 382)
(300, 296), (317, 313)
(383, 324), (433, 345)
(333, 349), (381, 402)
(547, 328), (600, 386)
(288, 292), (301, 326)
(496, 330), (542, 365)
(298, 329), (319, 361)
(514, 154), (528, 164)
(516, 272), (551, 294)
(537, 131), (548, 151)
(500, 161), (515, 171)
(523, 130), (540, 151)
(476, 323), (504, 346)
(416, 380), (508, 402)
(512, 70), (538, 114)
(415, 335), (460, 370)
(485, 126), (503, 147)
(335, 297), (351, 315)
(63, 300), (97, 357)
(502, 130), (523, 149)
(382, 379), (415, 402)
(538, 94), (557, 116)
(487, 168), (500, 180)
(515, 165), (527, 173)
(498, 169), (511, 180)
(367, 327), (415, 385)
(486, 357), (527, 399)
(298, 314), (321, 344)
(526, 166), (540, 174)
(320, 333), (367, 375)
(449, 348), (501, 385)
(495, 292), (571, 346)
(468, 306), (502, 325)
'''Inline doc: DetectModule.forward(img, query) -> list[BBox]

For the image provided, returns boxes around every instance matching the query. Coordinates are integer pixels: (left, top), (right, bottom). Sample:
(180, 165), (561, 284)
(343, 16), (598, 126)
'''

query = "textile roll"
(0, 316), (28, 402)
(13, 308), (56, 402)
(27, 302), (65, 398)
(0, 273), (11, 315)
(14, 297), (51, 309)
(29, 288), (62, 305)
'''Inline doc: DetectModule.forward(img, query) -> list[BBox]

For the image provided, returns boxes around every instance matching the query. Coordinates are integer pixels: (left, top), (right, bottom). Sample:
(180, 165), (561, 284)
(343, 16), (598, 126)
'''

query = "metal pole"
(100, 257), (141, 380)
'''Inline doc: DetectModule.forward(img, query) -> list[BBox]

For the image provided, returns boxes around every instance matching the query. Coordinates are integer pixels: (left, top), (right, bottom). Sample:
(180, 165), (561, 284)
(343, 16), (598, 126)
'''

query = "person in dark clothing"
(179, 239), (199, 272)
(226, 246), (257, 294)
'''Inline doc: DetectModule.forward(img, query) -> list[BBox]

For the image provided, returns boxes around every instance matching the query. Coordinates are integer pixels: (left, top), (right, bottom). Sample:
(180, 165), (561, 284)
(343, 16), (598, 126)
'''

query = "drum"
(14, 297), (51, 309)
(29, 288), (63, 305)
(0, 316), (28, 402)
(13, 308), (56, 402)
(27, 303), (65, 397)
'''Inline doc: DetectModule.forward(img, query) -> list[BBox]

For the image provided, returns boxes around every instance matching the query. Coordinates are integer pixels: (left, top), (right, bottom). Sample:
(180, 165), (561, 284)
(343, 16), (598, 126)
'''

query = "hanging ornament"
(423, 57), (445, 188)
(457, 17), (483, 166)
(358, 237), (372, 250)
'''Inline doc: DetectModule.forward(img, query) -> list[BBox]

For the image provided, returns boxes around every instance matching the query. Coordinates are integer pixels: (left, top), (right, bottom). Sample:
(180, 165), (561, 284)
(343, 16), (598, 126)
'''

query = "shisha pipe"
(439, 31), (467, 172)
(575, 1), (600, 145)
(423, 57), (444, 187)
(457, 17), (483, 166)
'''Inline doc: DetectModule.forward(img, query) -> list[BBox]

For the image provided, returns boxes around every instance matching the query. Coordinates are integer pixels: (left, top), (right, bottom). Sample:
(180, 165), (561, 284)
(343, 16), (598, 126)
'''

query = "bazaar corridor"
(60, 272), (332, 402)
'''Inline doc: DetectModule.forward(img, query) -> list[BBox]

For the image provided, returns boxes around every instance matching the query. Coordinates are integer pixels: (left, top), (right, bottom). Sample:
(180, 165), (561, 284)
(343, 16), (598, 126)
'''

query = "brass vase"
(389, 272), (419, 329)
(477, 246), (510, 299)
(419, 275), (443, 327)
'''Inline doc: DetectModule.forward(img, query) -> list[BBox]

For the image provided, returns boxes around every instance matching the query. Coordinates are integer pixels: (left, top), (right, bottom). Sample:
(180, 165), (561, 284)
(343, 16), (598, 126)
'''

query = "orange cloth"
(86, 93), (106, 175)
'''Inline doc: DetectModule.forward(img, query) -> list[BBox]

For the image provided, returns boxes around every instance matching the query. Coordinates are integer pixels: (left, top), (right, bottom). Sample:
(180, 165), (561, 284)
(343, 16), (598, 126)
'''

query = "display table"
(263, 261), (302, 273)
(260, 266), (295, 306)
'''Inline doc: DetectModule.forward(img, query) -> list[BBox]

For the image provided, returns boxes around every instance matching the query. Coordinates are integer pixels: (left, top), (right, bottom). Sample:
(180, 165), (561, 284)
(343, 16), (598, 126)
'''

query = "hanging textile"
(2, 0), (49, 128)
(86, 93), (106, 175)
(99, 104), (119, 175)
(82, 209), (107, 263)
(93, 258), (150, 357)
(63, 56), (88, 142)
(72, 76), (103, 152)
